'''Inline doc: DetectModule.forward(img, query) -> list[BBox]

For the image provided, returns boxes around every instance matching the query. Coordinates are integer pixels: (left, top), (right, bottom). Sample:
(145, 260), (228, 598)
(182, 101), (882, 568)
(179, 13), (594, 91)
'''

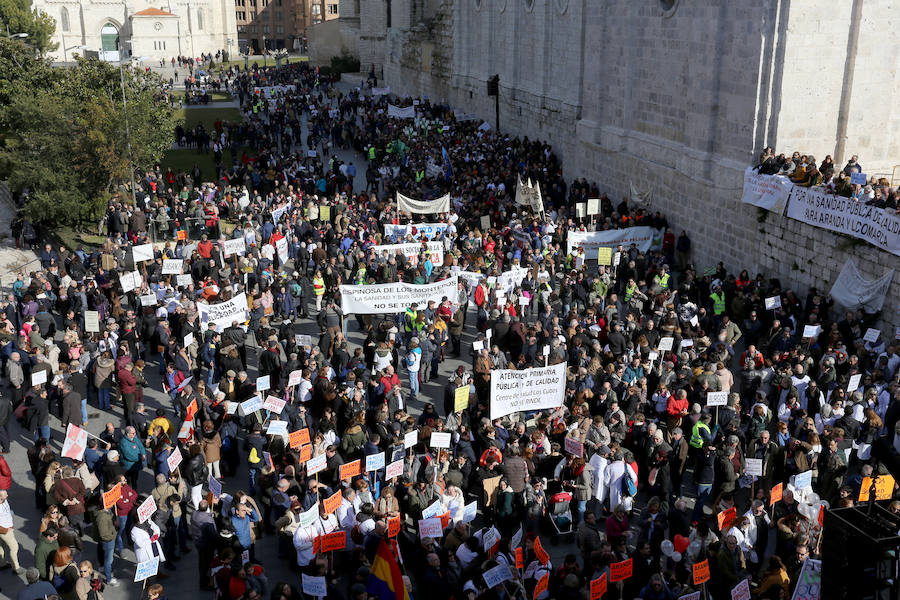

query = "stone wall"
(307, 18), (357, 65)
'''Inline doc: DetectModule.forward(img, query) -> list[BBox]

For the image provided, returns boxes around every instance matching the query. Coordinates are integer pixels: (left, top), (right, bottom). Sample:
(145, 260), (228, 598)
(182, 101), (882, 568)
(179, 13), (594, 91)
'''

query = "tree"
(0, 0), (56, 54)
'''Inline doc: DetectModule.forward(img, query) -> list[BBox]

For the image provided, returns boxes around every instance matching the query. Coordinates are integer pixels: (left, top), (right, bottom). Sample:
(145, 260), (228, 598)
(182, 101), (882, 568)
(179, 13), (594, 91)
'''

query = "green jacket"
(92, 508), (118, 542)
(35, 537), (59, 580)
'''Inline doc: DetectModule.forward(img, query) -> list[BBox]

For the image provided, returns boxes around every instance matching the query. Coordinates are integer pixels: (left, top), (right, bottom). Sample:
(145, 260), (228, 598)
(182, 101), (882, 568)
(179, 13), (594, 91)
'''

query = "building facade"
(34, 0), (239, 62)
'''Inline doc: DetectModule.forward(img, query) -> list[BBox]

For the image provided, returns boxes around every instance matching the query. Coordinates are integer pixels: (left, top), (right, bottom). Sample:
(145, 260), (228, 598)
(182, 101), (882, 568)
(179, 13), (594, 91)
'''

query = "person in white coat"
(604, 451), (637, 513)
(588, 445), (611, 513)
(131, 520), (165, 565)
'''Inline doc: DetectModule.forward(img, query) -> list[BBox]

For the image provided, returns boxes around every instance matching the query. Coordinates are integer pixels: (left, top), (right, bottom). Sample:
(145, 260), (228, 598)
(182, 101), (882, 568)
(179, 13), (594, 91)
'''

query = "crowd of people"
(2, 59), (894, 600)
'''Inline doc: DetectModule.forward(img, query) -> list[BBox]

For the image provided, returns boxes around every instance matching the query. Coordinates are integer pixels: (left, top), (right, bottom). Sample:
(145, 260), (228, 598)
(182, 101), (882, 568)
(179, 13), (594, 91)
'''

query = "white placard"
(176, 274), (193, 288)
(288, 370), (303, 387)
(120, 271), (141, 293)
(275, 237), (289, 264)
(731, 578), (751, 600)
(365, 452), (385, 472)
(473, 340), (484, 352)
(744, 458), (763, 477)
(256, 375), (271, 392)
(463, 501), (478, 523)
(31, 370), (47, 387)
(864, 328), (881, 343)
(302, 574), (327, 597)
(339, 276), (458, 315)
(134, 557), (160, 582)
(519, 296), (529, 306)
(658, 337), (674, 352)
(648, 351), (659, 361)
(197, 293), (249, 332)
(587, 198), (600, 215)
(430, 432), (452, 448)
(397, 192), (450, 215)
(240, 395), (264, 415)
(223, 237), (247, 257)
(404, 430), (418, 449)
(847, 373), (862, 393)
(137, 495), (157, 524)
(385, 459), (403, 479)
(140, 294), (157, 307)
(802, 325), (821, 338)
(681, 339), (694, 347)
(167, 448), (183, 471)
(764, 295), (782, 310)
(162, 259), (183, 274)
(490, 362), (566, 420)
(306, 453), (327, 475)
(132, 243), (154, 263)
(418, 517), (443, 538)
(706, 391), (728, 407)
(263, 395), (286, 414)
(266, 420), (289, 436)
(85, 311), (100, 333)
(483, 526), (499, 550)
(543, 345), (551, 357)
(483, 563), (512, 589)
(422, 499), (443, 520)
(183, 332), (194, 348)
(369, 241), (444, 268)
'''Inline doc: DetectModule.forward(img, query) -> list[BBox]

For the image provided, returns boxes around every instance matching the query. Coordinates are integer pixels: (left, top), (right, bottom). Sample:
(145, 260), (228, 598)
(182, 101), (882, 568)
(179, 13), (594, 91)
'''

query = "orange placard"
(297, 444), (312, 463)
(387, 515), (401, 538)
(340, 459), (362, 481)
(515, 547), (524, 569)
(312, 536), (319, 555)
(186, 398), (198, 421)
(439, 511), (452, 529)
(290, 428), (310, 449)
(318, 530), (346, 553)
(103, 483), (122, 510)
(534, 536), (549, 565)
(770, 482), (783, 505)
(609, 558), (633, 582)
(590, 573), (607, 600)
(859, 475), (896, 502)
(717, 506), (737, 531)
(817, 505), (825, 528)
(533, 573), (549, 599)
(323, 490), (342, 515)
(177, 230), (187, 241)
(692, 559), (711, 585)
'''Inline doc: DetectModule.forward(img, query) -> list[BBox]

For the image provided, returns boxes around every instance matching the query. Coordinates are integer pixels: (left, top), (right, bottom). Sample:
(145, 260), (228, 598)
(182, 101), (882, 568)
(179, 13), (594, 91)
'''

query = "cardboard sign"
(134, 557), (160, 582)
(717, 506), (737, 531)
(263, 395), (286, 414)
(609, 558), (633, 582)
(31, 370), (47, 387)
(404, 430), (419, 449)
(658, 337), (674, 352)
(706, 391), (728, 407)
(454, 386), (470, 412)
(590, 573), (607, 600)
(323, 490), (342, 515)
(340, 459), (362, 480)
(85, 311), (100, 332)
(859, 474), (896, 501)
(418, 517), (443, 538)
(745, 458), (763, 477)
(802, 325), (821, 338)
(764, 295), (782, 310)
(534, 536), (550, 565)
(103, 483), (122, 510)
(137, 495), (157, 524)
(208, 475), (222, 498)
(533, 572), (549, 598)
(289, 428), (310, 449)
(318, 530), (346, 552)
(365, 452), (385, 472)
(770, 482), (783, 505)
(692, 559), (711, 585)
(387, 515), (401, 538)
(731, 578), (751, 600)
(564, 436), (583, 457)
(430, 432), (452, 448)
(306, 453), (327, 475)
(847, 373), (862, 393)
(385, 459), (404, 480)
(483, 563), (513, 589)
(302, 574), (327, 597)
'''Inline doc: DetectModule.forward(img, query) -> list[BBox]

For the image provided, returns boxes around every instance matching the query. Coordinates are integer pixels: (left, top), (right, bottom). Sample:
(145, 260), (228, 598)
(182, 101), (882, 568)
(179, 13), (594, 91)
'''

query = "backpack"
(52, 564), (75, 594)
(622, 472), (637, 497)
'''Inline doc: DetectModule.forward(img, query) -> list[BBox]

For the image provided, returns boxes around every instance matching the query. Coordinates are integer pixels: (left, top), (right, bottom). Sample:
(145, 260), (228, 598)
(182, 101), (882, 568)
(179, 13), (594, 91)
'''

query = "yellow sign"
(319, 205), (331, 221)
(859, 475), (895, 502)
(597, 247), (612, 266)
(454, 386), (470, 412)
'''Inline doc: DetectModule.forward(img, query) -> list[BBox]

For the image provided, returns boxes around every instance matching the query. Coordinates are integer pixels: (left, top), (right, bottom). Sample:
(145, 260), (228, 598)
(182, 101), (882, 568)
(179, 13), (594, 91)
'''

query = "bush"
(330, 52), (360, 74)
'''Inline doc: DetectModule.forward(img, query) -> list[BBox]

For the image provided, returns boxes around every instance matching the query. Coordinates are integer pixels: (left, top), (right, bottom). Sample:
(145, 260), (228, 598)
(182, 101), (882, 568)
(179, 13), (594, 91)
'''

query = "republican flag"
(367, 538), (411, 600)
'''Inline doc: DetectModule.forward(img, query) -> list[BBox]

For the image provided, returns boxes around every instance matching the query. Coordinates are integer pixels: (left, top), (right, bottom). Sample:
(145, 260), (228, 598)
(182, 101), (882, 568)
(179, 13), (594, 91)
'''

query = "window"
(236, 11), (246, 21)
(328, 4), (338, 14)
(60, 7), (70, 32)
(311, 3), (321, 14)
(276, 24), (284, 33)
(197, 9), (203, 30)
(263, 24), (270, 33)
(250, 0), (256, 7)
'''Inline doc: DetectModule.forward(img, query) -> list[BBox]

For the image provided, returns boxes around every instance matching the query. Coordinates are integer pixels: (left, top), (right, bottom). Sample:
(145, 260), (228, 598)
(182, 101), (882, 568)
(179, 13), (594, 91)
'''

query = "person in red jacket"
(117, 362), (138, 424)
(0, 455), (11, 490)
(112, 475), (139, 553)
(197, 234), (213, 259)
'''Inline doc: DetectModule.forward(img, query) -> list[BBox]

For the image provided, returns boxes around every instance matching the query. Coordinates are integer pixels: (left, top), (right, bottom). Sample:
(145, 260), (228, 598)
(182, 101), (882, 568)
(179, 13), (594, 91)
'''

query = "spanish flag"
(367, 538), (411, 600)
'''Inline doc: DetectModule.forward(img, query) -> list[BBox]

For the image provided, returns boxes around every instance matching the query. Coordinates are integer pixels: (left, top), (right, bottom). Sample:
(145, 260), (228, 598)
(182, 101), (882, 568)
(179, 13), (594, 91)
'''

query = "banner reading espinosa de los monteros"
(567, 227), (656, 258)
(340, 276), (458, 315)
(490, 362), (567, 420)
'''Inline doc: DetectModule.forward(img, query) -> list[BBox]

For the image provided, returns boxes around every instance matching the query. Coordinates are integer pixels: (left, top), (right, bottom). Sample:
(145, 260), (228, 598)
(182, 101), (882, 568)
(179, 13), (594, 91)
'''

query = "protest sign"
(383, 223), (449, 240)
(197, 293), (249, 331)
(692, 559), (711, 584)
(717, 506), (737, 531)
(454, 386), (470, 412)
(463, 501), (477, 523)
(564, 436), (583, 457)
(610, 558), (633, 582)
(85, 311), (100, 332)
(176, 274), (193, 288)
(289, 428), (310, 449)
(340, 276), (457, 315)
(266, 420), (288, 436)
(263, 395), (286, 413)
(802, 325), (821, 338)
(132, 243), (154, 263)
(103, 483), (122, 510)
(418, 518), (443, 538)
(162, 259), (183, 274)
(490, 362), (566, 419)
(208, 475), (222, 497)
(167, 448), (183, 471)
(302, 574), (327, 597)
(590, 574), (607, 600)
(137, 495), (157, 524)
(791, 558), (821, 600)
(864, 328), (881, 343)
(307, 453), (327, 476)
(365, 452), (385, 472)
(483, 563), (512, 588)
(567, 227), (657, 257)
(318, 530), (346, 552)
(223, 237), (246, 257)
(771, 482), (783, 504)
(706, 391), (728, 407)
(765, 295), (782, 310)
(658, 337), (674, 352)
(340, 460), (362, 480)
(31, 370), (47, 387)
(388, 515), (401, 537)
(134, 557), (160, 582)
(534, 536), (550, 565)
(858, 475), (895, 501)
(793, 470), (813, 490)
(430, 432), (452, 448)
(299, 504), (319, 528)
(847, 374), (862, 393)
(386, 459), (404, 480)
(397, 192), (450, 214)
(240, 395), (263, 415)
(256, 375), (270, 392)
(731, 578), (751, 600)
(404, 430), (418, 449)
(745, 458), (763, 477)
(288, 369), (303, 387)
(61, 424), (88, 460)
(740, 167), (793, 213)
(323, 491), (342, 515)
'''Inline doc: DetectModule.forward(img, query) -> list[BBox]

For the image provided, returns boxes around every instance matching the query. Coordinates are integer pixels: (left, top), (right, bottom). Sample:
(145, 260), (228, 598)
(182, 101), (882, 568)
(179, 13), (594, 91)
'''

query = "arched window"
(60, 7), (70, 32)
(197, 9), (203, 30)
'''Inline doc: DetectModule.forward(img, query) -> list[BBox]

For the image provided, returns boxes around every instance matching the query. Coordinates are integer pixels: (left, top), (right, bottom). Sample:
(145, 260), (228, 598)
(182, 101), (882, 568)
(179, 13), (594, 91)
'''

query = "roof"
(133, 8), (176, 16)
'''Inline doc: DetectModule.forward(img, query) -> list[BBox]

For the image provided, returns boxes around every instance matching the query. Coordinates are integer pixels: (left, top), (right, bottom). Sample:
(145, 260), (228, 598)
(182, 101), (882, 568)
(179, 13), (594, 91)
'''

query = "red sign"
(717, 506), (737, 531)
(289, 428), (310, 449)
(590, 573), (607, 599)
(770, 482), (783, 505)
(387, 515), (401, 538)
(440, 511), (452, 529)
(818, 504), (825, 528)
(609, 558), (633, 582)
(534, 536), (549, 565)
(340, 459), (362, 481)
(297, 444), (312, 463)
(692, 559), (711, 585)
(323, 490), (342, 515)
(186, 398), (198, 421)
(515, 547), (524, 569)
(317, 530), (346, 553)
(103, 483), (122, 510)
(533, 572), (549, 599)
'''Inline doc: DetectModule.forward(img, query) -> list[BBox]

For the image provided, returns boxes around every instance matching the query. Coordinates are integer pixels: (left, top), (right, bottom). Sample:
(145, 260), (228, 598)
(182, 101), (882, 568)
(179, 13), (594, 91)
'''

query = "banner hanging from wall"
(828, 258), (895, 312)
(741, 167), (794, 214)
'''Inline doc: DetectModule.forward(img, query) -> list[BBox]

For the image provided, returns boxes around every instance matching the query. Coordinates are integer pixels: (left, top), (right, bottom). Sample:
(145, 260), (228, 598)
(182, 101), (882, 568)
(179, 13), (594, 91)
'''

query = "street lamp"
(262, 36), (266, 66)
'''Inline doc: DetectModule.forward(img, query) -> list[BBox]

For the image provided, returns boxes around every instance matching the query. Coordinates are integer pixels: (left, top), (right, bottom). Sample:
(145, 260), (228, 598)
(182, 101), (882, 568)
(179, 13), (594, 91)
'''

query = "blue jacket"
(231, 506), (260, 549)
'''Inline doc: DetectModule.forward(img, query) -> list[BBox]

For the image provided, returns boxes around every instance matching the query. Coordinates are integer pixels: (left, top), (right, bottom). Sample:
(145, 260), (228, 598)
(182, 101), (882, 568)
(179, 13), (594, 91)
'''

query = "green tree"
(0, 0), (56, 54)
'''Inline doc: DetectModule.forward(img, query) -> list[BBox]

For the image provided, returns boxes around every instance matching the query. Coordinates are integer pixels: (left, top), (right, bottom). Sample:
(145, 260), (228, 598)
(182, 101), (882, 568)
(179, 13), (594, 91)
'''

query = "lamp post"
(118, 58), (139, 210)
(262, 36), (266, 66)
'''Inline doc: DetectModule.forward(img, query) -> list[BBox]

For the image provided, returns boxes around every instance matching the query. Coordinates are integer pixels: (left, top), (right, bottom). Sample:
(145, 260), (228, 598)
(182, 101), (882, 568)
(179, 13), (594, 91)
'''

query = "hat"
(671, 427), (683, 436)
(107, 450), (119, 460)
(226, 370), (236, 377)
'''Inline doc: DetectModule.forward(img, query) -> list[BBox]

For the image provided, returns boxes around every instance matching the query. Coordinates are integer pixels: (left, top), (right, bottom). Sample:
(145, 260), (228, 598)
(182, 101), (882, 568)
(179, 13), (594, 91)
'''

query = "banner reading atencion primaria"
(490, 362), (566, 420)
(340, 276), (458, 315)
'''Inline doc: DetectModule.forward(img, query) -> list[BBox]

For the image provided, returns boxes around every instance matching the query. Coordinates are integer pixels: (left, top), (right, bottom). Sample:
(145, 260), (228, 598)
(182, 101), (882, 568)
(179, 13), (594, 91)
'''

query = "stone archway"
(100, 23), (121, 61)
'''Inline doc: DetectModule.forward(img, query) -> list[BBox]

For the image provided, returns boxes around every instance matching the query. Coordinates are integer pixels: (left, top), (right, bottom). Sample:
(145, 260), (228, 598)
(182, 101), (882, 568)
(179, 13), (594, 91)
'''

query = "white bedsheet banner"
(340, 276), (458, 315)
(829, 258), (895, 312)
(490, 362), (567, 420)
(370, 241), (444, 266)
(383, 223), (449, 240)
(786, 186), (900, 256)
(388, 104), (416, 119)
(197, 293), (249, 332)
(397, 192), (450, 214)
(567, 227), (657, 257)
(741, 167), (794, 214)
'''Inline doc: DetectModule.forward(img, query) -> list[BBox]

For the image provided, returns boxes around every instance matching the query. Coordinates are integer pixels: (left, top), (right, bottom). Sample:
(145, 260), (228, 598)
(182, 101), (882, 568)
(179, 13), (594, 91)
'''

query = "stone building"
(34, 0), (239, 62)
(352, 0), (900, 330)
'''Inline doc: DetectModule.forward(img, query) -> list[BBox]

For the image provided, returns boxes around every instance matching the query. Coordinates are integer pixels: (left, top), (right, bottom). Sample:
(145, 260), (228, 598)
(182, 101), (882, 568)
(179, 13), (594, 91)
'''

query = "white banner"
(272, 201), (292, 224)
(384, 222), (449, 240)
(741, 167), (793, 214)
(371, 241), (443, 267)
(371, 86), (391, 96)
(397, 192), (450, 214)
(223, 237), (246, 257)
(340, 276), (458, 315)
(496, 267), (529, 295)
(132, 243), (154, 263)
(567, 227), (657, 258)
(828, 258), (895, 312)
(197, 292), (249, 331)
(786, 186), (900, 256)
(161, 259), (183, 275)
(388, 104), (416, 119)
(490, 362), (567, 419)
(275, 237), (289, 264)
(515, 177), (544, 213)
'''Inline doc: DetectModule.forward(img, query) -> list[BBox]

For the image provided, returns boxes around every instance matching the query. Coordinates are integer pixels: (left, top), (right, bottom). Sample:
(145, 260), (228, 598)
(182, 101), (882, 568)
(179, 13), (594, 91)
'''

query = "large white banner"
(371, 241), (444, 267)
(786, 186), (900, 256)
(197, 293), (249, 331)
(567, 227), (657, 257)
(388, 104), (416, 119)
(496, 267), (529, 295)
(383, 223), (449, 240)
(490, 362), (567, 420)
(340, 277), (458, 315)
(397, 192), (450, 214)
(741, 167), (794, 214)
(829, 258), (895, 312)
